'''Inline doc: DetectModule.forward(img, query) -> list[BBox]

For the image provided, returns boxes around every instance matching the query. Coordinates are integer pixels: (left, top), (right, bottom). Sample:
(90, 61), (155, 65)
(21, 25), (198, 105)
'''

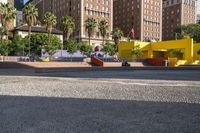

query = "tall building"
(113, 0), (162, 42)
(14, 0), (24, 11)
(197, 14), (200, 23)
(197, 0), (200, 23)
(162, 0), (196, 40)
(32, 0), (113, 47)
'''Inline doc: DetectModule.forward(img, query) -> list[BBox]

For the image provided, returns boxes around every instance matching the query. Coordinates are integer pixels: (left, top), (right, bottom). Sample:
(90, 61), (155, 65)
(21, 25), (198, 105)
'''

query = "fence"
(0, 56), (29, 62)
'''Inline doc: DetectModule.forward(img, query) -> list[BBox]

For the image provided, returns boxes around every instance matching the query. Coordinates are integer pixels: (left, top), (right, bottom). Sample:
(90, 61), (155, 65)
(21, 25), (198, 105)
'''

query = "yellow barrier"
(40, 57), (50, 62)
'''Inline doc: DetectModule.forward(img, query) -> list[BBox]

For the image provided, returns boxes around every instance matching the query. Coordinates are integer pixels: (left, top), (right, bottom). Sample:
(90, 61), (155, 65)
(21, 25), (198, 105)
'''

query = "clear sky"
(23, 0), (28, 4)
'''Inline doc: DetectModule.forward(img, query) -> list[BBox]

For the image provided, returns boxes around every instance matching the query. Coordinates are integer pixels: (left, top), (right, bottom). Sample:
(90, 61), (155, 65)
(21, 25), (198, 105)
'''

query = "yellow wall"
(194, 43), (200, 60)
(118, 41), (150, 58)
(118, 38), (195, 62)
(151, 39), (193, 61)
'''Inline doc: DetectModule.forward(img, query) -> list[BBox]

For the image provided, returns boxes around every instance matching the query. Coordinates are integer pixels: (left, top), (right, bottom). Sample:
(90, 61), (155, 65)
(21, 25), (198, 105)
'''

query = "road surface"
(0, 70), (200, 133)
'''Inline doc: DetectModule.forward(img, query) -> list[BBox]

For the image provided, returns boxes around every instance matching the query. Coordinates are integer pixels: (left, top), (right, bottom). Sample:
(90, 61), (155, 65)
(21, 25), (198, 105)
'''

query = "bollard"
(164, 60), (168, 67)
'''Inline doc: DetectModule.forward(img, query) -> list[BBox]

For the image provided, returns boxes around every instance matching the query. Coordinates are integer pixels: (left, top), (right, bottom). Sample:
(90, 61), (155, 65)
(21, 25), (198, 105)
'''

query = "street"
(0, 70), (200, 133)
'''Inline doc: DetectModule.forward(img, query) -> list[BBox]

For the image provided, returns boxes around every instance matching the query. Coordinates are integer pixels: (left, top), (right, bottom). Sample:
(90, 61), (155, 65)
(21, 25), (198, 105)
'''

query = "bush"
(102, 41), (117, 56)
(132, 45), (143, 58)
(66, 39), (78, 55)
(25, 33), (62, 56)
(167, 49), (184, 59)
(0, 39), (12, 56)
(79, 42), (93, 57)
(197, 49), (200, 55)
(10, 35), (28, 56)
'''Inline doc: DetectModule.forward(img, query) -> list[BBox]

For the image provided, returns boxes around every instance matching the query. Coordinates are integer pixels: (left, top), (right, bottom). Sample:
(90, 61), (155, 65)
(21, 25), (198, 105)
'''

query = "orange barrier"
(91, 56), (104, 66)
(146, 58), (167, 66)
(168, 58), (178, 67)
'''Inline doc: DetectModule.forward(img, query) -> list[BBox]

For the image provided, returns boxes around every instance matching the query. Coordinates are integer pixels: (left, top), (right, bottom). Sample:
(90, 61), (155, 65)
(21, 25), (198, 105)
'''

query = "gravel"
(0, 70), (200, 133)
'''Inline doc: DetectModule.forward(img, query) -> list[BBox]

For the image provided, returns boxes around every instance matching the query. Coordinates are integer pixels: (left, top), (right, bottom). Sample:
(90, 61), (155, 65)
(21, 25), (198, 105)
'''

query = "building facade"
(13, 25), (63, 41)
(14, 0), (24, 11)
(32, 0), (113, 47)
(113, 0), (162, 42)
(197, 0), (200, 23)
(162, 0), (196, 40)
(197, 14), (200, 23)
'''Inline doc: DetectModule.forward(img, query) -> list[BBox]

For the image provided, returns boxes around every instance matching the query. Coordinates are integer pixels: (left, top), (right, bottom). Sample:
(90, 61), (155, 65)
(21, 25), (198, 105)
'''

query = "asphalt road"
(0, 70), (200, 133)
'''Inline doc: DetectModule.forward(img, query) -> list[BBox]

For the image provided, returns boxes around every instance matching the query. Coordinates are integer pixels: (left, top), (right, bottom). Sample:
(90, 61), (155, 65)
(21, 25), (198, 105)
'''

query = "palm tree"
(1, 3), (16, 39)
(98, 20), (109, 45)
(0, 3), (4, 26)
(112, 27), (123, 45)
(43, 12), (57, 44)
(0, 26), (6, 39)
(23, 3), (38, 57)
(61, 16), (75, 45)
(85, 18), (97, 45)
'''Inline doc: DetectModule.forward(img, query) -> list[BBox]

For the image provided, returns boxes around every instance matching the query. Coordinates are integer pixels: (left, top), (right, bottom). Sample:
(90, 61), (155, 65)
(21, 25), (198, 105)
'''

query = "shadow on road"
(0, 95), (200, 133)
(0, 68), (200, 81)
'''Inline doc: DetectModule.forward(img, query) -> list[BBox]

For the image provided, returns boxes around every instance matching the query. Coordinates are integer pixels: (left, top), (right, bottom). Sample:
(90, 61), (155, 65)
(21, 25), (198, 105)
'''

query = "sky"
(198, 0), (200, 14)
(23, 0), (28, 4)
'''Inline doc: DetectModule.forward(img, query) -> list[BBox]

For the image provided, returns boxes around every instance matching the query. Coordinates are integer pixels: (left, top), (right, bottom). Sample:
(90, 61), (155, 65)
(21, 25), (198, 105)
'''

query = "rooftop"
(13, 25), (63, 35)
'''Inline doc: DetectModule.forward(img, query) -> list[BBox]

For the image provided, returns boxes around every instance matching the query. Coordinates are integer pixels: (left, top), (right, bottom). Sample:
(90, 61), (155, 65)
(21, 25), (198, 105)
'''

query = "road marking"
(100, 80), (200, 87)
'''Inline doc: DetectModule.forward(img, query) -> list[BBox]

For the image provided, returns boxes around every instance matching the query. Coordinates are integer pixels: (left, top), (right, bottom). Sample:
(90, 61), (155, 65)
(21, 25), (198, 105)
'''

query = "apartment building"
(113, 0), (162, 42)
(14, 0), (24, 11)
(197, 0), (200, 23)
(162, 0), (196, 40)
(197, 14), (200, 23)
(32, 0), (113, 47)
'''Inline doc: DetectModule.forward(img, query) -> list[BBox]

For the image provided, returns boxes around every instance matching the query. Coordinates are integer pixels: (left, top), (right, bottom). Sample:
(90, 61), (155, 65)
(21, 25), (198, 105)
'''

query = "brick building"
(197, 14), (200, 23)
(162, 0), (196, 40)
(32, 0), (113, 47)
(113, 0), (162, 42)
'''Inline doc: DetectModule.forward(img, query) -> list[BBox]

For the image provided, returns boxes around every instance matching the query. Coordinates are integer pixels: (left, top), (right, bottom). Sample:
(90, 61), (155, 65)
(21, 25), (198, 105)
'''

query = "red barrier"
(146, 58), (167, 66)
(91, 56), (104, 66)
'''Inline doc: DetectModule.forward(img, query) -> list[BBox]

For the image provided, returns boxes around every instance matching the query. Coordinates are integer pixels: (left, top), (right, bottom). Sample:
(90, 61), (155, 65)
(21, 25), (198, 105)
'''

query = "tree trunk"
(88, 29), (92, 46)
(114, 38), (119, 45)
(67, 32), (70, 42)
(89, 36), (91, 46)
(28, 26), (31, 60)
(102, 36), (105, 45)
(5, 28), (8, 39)
(48, 32), (52, 45)
(63, 33), (65, 45)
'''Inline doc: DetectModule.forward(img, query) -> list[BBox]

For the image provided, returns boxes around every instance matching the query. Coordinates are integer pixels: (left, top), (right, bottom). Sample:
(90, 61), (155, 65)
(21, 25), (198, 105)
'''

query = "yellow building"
(118, 38), (200, 66)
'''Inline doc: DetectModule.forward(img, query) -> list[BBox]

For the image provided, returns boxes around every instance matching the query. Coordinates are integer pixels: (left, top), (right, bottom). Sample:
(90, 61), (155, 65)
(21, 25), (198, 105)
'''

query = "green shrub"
(10, 35), (28, 56)
(102, 41), (117, 56)
(132, 45), (143, 58)
(25, 33), (62, 56)
(79, 42), (93, 57)
(197, 49), (200, 55)
(66, 39), (78, 55)
(0, 39), (12, 56)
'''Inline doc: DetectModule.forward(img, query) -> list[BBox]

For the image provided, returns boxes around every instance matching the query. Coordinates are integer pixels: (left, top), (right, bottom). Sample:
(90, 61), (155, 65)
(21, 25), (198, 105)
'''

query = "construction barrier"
(91, 56), (104, 67)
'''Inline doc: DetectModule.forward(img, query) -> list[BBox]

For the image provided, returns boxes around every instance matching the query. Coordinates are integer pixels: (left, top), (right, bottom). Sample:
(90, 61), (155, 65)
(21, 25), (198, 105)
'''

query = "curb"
(35, 66), (200, 73)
